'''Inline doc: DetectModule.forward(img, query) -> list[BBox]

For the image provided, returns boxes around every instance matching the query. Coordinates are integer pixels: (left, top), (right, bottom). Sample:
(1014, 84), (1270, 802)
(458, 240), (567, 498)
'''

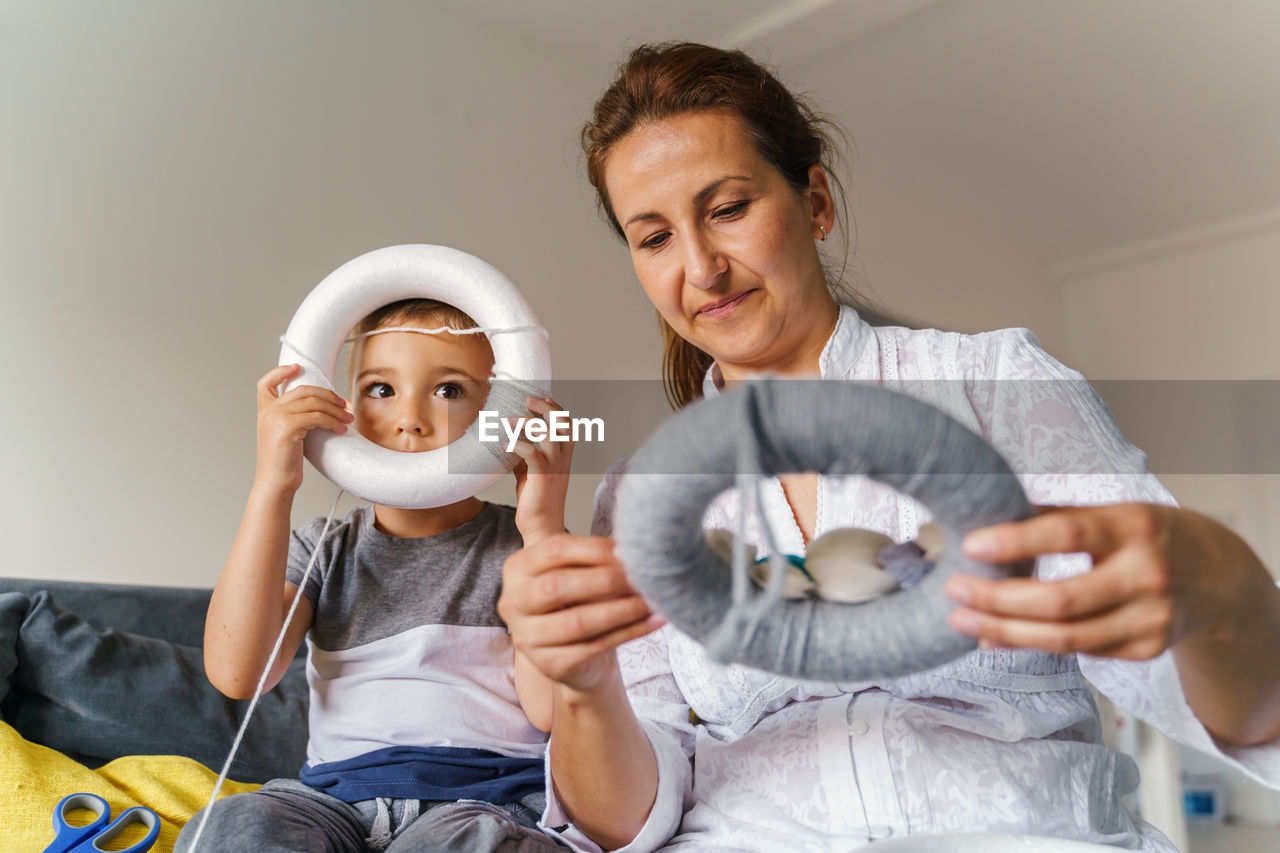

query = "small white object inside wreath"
(708, 523), (946, 604)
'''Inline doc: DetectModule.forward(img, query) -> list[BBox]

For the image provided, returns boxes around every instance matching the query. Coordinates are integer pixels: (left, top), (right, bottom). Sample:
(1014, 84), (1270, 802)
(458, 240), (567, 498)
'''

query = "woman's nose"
(684, 230), (727, 290)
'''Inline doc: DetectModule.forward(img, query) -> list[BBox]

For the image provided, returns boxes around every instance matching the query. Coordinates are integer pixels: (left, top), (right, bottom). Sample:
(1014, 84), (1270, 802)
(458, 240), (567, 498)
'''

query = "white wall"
(839, 172), (1066, 354)
(0, 3), (1063, 589)
(1058, 215), (1280, 577)
(0, 1), (655, 587)
(1058, 214), (1280, 830)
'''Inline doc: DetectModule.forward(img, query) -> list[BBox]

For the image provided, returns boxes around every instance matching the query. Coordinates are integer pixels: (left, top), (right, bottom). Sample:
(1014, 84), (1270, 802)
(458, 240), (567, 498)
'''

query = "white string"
(187, 487), (346, 853)
(345, 323), (547, 342)
(279, 322), (549, 396)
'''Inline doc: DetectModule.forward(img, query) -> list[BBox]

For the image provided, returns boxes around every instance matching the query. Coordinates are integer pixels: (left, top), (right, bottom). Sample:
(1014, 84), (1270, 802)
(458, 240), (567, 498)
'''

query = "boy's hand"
(254, 364), (353, 495)
(511, 395), (574, 545)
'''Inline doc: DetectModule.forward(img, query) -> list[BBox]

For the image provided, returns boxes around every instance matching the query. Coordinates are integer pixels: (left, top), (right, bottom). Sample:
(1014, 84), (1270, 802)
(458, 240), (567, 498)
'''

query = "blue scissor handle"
(43, 794), (160, 853)
(44, 794), (110, 853)
(74, 806), (160, 852)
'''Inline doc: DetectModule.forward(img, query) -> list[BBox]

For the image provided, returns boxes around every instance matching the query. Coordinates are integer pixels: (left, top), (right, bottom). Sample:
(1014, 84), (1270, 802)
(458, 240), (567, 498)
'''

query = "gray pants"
(174, 779), (565, 853)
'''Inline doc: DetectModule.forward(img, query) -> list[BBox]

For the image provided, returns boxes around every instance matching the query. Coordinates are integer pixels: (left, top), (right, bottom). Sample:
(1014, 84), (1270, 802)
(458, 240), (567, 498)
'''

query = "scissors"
(43, 793), (160, 853)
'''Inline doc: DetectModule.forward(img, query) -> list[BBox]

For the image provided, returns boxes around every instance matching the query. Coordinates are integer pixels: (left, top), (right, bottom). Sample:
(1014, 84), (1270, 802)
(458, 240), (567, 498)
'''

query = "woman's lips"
(696, 289), (754, 319)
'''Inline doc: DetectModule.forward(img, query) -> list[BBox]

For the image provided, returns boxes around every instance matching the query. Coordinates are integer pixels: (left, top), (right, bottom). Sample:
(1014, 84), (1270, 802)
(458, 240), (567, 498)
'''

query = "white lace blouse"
(540, 306), (1280, 852)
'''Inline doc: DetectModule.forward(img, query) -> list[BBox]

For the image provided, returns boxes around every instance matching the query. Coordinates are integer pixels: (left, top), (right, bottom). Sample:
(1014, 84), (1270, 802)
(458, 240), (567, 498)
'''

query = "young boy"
(177, 299), (566, 852)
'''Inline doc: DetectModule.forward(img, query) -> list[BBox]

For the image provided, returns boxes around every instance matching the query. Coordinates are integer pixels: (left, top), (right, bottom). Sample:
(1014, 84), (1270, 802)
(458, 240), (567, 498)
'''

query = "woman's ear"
(806, 164), (835, 234)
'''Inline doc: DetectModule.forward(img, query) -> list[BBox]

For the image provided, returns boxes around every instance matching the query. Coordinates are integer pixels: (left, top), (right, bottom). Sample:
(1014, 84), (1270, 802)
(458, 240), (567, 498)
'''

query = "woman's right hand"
(499, 533), (664, 693)
(254, 363), (353, 494)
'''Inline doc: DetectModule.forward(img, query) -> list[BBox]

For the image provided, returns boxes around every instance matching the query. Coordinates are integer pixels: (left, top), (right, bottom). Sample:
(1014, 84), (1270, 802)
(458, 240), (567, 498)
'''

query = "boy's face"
(350, 328), (494, 453)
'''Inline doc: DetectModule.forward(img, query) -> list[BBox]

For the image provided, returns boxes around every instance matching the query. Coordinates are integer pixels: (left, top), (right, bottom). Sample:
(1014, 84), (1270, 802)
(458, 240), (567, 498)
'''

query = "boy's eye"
(365, 382), (394, 399)
(434, 383), (465, 400)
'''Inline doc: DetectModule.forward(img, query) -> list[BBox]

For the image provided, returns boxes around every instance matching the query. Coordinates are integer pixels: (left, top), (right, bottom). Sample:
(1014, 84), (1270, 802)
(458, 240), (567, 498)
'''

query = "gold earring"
(817, 224), (829, 242)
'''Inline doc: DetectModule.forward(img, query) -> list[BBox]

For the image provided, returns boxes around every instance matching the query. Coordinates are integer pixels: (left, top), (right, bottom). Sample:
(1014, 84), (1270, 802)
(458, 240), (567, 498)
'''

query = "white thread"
(187, 488), (346, 853)
(709, 435), (789, 660)
(345, 323), (548, 342)
(279, 325), (549, 394)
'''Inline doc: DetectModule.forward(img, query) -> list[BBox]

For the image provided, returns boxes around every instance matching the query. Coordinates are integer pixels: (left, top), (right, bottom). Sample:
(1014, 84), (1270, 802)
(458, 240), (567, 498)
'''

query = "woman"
(499, 43), (1280, 851)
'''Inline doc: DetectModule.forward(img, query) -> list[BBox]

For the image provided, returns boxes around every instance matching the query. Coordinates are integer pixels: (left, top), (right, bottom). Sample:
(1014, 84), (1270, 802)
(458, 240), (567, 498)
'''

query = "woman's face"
(604, 110), (838, 380)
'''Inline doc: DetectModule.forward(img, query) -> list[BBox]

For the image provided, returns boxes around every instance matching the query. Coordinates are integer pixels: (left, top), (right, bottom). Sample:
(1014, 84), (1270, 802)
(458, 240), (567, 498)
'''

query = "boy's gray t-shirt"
(286, 502), (547, 768)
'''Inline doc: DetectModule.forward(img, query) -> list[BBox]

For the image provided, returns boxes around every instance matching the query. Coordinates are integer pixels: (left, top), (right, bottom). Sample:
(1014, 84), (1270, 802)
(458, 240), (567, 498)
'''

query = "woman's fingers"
(528, 565), (640, 613)
(508, 562), (639, 617)
(962, 505), (1129, 563)
(944, 545), (1162, 621)
(500, 536), (633, 618)
(524, 595), (655, 646)
(944, 504), (1188, 660)
(949, 595), (1174, 659)
(522, 614), (665, 686)
(513, 535), (623, 578)
(498, 534), (662, 686)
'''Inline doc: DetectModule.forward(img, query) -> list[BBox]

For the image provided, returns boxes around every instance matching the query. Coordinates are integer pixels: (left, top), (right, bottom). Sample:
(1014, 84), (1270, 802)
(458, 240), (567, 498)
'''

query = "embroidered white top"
(540, 305), (1280, 852)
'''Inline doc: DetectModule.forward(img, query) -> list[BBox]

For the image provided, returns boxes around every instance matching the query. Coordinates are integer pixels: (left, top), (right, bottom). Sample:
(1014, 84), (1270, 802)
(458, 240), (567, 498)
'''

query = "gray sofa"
(0, 578), (309, 783)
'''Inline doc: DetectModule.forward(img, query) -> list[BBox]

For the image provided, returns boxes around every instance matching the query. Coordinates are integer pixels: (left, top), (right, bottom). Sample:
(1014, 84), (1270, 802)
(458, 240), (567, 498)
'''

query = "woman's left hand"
(943, 503), (1256, 660)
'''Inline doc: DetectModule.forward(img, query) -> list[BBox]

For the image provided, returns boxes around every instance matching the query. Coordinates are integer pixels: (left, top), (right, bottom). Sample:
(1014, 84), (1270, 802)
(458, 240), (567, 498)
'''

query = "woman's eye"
(639, 231), (670, 250)
(434, 383), (465, 400)
(365, 382), (394, 399)
(713, 201), (749, 220)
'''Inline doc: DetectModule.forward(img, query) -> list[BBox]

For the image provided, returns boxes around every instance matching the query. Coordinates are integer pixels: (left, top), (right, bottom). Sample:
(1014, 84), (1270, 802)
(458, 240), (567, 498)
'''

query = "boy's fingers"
(507, 436), (541, 462)
(279, 411), (349, 436)
(285, 397), (353, 421)
(273, 385), (350, 411)
(257, 364), (302, 405)
(525, 395), (563, 414)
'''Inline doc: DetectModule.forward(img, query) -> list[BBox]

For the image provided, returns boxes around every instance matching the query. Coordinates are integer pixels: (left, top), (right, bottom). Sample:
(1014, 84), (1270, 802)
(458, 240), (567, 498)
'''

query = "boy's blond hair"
(345, 299), (490, 392)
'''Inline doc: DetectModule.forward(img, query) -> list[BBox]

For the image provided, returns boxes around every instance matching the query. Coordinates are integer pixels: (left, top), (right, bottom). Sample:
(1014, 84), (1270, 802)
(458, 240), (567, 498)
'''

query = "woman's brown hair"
(582, 42), (855, 409)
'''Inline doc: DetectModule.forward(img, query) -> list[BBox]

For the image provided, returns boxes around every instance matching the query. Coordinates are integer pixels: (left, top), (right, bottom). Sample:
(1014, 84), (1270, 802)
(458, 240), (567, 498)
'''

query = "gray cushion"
(0, 578), (212, 649)
(0, 592), (27, 706)
(0, 590), (308, 784)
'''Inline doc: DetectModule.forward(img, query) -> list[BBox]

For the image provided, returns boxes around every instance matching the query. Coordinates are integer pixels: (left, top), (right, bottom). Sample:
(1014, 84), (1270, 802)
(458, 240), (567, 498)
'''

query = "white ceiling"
(444, 0), (1280, 268)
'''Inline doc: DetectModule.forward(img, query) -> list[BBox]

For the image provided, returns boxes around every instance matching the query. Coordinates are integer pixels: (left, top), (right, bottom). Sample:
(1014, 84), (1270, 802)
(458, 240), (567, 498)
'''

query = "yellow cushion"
(0, 721), (259, 852)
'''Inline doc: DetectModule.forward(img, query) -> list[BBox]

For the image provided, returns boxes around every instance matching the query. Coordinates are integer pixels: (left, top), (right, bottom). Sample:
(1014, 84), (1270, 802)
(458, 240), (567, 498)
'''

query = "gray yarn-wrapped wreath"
(613, 379), (1035, 682)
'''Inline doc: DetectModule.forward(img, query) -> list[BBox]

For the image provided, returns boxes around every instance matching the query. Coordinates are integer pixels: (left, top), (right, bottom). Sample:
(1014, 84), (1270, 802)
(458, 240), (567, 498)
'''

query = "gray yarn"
(613, 379), (1035, 682)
